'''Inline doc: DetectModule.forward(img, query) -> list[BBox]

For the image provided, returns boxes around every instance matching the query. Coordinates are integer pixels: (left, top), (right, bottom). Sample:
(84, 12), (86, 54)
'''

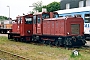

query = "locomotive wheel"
(32, 36), (37, 42)
(49, 41), (53, 47)
(44, 40), (50, 45)
(48, 40), (51, 45)
(20, 37), (23, 42)
(23, 37), (27, 42)
(54, 41), (58, 47)
(15, 38), (19, 42)
(20, 37), (26, 42)
(31, 37), (34, 42)
(1, 31), (3, 34)
(13, 38), (18, 42)
(48, 41), (52, 46)
(47, 40), (51, 45)
(8, 34), (11, 39)
(57, 39), (63, 47)
(42, 40), (46, 44)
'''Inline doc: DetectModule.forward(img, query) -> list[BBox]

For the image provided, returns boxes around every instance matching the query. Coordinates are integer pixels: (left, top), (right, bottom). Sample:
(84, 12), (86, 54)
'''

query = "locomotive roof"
(33, 12), (50, 15)
(44, 17), (82, 21)
(44, 17), (66, 20)
(56, 6), (90, 14)
(33, 12), (43, 15)
(33, 12), (57, 15)
(16, 14), (33, 17)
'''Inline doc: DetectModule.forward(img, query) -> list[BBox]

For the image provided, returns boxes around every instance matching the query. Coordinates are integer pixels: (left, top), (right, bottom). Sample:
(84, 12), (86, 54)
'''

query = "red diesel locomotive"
(8, 12), (86, 47)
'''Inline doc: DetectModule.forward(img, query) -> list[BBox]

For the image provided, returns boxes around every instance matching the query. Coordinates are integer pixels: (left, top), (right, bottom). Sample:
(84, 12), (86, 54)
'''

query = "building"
(60, 0), (90, 10)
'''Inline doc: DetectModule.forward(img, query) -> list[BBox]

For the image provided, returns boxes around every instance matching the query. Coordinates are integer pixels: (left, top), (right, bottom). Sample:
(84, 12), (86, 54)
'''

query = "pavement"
(0, 34), (8, 37)
(85, 41), (90, 46)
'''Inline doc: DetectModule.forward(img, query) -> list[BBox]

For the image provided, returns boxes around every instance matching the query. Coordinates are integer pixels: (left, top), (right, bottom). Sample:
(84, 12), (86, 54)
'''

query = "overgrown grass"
(0, 36), (90, 60)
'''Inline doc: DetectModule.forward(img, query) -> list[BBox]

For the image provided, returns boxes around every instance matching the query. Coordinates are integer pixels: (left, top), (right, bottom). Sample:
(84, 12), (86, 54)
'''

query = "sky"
(0, 0), (60, 19)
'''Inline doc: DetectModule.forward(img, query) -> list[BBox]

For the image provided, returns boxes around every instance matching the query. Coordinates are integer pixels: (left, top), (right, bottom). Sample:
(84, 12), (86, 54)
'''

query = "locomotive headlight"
(7, 30), (10, 33)
(67, 32), (70, 35)
(27, 30), (30, 34)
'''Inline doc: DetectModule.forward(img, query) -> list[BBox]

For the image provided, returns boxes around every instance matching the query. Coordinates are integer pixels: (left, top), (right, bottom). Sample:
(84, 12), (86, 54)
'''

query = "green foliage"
(29, 11), (34, 14)
(32, 1), (43, 12)
(42, 5), (47, 8)
(32, 1), (60, 12)
(46, 2), (60, 12)
(0, 16), (8, 21)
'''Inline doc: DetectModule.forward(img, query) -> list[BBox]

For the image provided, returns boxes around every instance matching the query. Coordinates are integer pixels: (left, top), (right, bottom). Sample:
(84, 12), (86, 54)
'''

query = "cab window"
(37, 16), (41, 23)
(25, 17), (32, 24)
(53, 13), (59, 18)
(42, 13), (50, 20)
(17, 17), (22, 24)
(33, 15), (36, 24)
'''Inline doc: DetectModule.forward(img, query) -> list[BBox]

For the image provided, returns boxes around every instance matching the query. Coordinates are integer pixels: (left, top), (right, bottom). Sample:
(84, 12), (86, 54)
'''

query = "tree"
(32, 1), (43, 12)
(46, 2), (60, 12)
(28, 11), (34, 14)
(0, 16), (8, 21)
(32, 1), (60, 12)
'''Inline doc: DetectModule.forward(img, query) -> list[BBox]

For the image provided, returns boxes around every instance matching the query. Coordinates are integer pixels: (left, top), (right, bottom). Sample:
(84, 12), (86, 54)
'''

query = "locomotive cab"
(33, 12), (59, 35)
(32, 12), (59, 42)
(8, 14), (33, 42)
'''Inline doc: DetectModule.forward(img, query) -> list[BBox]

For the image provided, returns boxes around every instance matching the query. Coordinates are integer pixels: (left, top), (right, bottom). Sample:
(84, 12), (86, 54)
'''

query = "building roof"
(56, 6), (90, 14)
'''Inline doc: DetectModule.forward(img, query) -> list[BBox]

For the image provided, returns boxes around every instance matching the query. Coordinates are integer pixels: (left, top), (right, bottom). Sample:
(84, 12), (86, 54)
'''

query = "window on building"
(66, 3), (70, 9)
(79, 1), (84, 7)
(59, 16), (63, 17)
(86, 0), (90, 6)
(84, 14), (90, 23)
(65, 15), (72, 17)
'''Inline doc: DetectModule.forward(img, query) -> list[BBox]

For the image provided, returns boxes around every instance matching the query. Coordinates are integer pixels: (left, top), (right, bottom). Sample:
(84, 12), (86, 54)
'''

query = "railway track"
(0, 44), (90, 60)
(0, 49), (30, 60)
(0, 43), (89, 60)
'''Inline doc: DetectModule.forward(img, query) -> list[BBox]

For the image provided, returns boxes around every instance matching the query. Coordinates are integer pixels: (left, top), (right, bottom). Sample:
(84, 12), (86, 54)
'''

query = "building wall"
(60, 0), (86, 10)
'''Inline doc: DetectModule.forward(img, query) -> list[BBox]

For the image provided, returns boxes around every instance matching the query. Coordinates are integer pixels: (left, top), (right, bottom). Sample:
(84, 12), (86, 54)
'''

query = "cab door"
(33, 15), (37, 34)
(17, 17), (21, 33)
(36, 15), (42, 34)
